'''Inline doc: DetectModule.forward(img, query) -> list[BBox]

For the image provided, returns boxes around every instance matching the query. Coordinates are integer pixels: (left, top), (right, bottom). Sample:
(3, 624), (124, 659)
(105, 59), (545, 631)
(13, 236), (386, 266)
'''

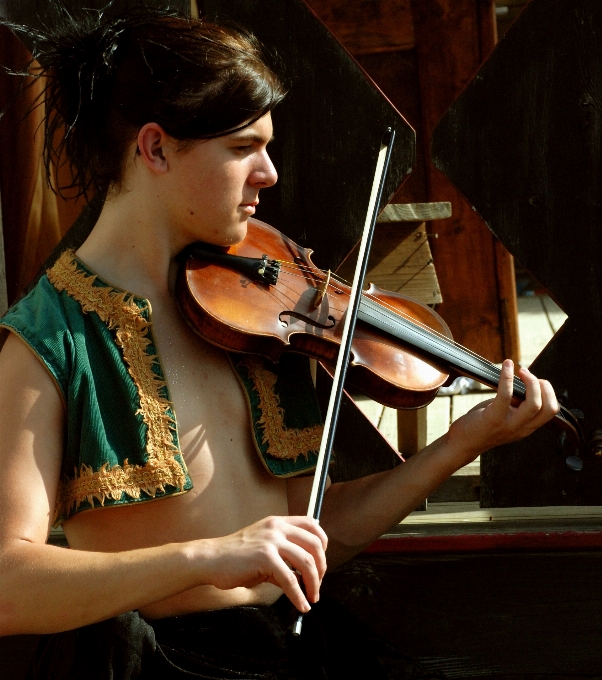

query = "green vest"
(0, 251), (323, 525)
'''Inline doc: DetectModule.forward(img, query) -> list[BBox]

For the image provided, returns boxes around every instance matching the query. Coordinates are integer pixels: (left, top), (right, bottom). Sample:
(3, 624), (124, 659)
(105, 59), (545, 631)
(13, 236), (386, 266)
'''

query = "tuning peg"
(558, 430), (583, 471)
(565, 455), (583, 472)
(570, 408), (585, 421)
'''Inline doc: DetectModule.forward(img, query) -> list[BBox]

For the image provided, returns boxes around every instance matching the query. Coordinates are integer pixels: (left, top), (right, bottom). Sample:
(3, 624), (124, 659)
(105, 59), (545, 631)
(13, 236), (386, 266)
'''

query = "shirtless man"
(0, 8), (558, 678)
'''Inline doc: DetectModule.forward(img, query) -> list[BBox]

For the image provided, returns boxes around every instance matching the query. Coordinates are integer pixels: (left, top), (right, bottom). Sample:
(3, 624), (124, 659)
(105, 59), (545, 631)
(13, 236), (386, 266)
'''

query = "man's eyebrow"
(229, 131), (275, 144)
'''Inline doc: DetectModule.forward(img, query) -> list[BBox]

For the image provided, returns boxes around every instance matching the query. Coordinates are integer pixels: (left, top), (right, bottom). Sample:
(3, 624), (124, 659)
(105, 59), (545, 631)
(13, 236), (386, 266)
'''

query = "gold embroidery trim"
(47, 251), (188, 521)
(239, 356), (323, 462)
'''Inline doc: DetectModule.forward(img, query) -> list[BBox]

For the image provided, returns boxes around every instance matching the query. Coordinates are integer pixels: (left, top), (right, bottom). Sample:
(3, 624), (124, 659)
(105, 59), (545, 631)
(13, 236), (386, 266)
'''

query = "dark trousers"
(27, 596), (444, 680)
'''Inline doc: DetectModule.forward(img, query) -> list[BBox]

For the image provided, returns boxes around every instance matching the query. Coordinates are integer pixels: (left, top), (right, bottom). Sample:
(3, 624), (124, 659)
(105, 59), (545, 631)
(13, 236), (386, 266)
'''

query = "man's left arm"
(288, 360), (559, 570)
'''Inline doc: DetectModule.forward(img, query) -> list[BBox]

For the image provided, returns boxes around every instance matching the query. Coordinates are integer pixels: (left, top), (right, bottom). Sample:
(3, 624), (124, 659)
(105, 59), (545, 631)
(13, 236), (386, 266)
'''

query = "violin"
(176, 216), (584, 453)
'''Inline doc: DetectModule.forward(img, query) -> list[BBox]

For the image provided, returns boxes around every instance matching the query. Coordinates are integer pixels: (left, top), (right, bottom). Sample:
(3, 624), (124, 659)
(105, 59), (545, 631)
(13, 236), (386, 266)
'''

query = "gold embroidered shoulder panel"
(44, 250), (192, 523)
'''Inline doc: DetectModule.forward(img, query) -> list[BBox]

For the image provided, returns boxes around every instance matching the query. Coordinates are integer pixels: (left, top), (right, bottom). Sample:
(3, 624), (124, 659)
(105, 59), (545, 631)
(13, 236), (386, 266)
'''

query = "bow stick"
(293, 127), (396, 635)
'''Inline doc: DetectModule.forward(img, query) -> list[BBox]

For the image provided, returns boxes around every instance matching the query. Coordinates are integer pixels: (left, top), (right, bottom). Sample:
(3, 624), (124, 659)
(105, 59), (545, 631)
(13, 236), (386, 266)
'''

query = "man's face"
(166, 112), (277, 248)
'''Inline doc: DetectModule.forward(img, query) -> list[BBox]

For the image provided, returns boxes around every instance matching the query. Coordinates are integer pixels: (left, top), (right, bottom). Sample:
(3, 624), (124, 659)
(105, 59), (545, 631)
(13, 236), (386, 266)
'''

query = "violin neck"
(358, 296), (526, 398)
(358, 296), (582, 441)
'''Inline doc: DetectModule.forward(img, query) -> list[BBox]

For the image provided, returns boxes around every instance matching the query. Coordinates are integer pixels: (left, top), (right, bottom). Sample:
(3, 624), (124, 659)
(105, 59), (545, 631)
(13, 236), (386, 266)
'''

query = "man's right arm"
(0, 333), (326, 636)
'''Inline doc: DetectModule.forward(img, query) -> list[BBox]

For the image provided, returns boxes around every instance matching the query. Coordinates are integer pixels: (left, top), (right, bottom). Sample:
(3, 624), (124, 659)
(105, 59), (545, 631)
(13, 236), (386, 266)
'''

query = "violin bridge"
(311, 269), (331, 309)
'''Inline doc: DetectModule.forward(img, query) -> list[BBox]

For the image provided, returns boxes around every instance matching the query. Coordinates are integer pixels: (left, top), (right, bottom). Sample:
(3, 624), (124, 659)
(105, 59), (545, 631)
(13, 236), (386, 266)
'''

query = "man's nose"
(254, 151), (278, 188)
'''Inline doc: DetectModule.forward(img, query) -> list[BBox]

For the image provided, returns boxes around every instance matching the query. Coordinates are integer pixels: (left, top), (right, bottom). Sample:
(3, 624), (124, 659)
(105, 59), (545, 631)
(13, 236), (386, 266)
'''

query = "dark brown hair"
(5, 6), (286, 199)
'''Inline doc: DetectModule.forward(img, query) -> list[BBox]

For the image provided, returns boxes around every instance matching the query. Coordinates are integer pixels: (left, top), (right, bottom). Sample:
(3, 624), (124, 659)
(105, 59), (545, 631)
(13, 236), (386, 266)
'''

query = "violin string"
(272, 263), (524, 391)
(264, 263), (570, 419)
(275, 265), (484, 352)
(274, 266), (505, 376)
(255, 267), (561, 410)
(273, 262), (526, 389)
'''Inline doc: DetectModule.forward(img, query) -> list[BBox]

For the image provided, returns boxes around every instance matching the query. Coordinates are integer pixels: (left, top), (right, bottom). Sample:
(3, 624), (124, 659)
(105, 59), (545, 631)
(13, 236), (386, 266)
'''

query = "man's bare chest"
(147, 297), (284, 497)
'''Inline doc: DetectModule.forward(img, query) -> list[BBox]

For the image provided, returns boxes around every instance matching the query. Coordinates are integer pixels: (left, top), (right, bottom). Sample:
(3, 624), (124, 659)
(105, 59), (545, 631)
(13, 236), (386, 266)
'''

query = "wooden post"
(397, 407), (427, 457)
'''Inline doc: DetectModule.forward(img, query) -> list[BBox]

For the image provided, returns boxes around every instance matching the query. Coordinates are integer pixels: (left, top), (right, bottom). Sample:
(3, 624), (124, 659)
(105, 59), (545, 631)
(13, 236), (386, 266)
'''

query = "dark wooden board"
(409, 0), (520, 364)
(304, 0), (415, 56)
(432, 0), (602, 506)
(324, 549), (602, 678)
(201, 0), (415, 272)
(5, 0), (190, 32)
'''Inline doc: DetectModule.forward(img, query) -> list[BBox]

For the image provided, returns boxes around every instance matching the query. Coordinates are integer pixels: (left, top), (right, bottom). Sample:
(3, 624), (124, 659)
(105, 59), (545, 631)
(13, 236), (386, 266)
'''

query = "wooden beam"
(325, 549), (602, 677)
(377, 201), (451, 222)
(337, 221), (442, 304)
(410, 0), (520, 364)
(304, 0), (415, 55)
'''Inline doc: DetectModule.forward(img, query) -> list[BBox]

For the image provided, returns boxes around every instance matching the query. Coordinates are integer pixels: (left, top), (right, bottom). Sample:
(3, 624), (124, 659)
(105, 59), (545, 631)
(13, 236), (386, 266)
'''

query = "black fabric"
(26, 596), (446, 680)
(26, 610), (156, 680)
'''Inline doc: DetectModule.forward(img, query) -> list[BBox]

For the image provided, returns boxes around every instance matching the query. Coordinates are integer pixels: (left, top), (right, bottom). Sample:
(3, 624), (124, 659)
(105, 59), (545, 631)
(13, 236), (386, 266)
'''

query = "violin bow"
(293, 127), (396, 635)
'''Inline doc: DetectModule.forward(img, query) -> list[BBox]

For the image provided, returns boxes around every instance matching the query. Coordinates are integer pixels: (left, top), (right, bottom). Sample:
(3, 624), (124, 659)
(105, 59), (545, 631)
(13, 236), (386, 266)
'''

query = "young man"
(0, 8), (558, 678)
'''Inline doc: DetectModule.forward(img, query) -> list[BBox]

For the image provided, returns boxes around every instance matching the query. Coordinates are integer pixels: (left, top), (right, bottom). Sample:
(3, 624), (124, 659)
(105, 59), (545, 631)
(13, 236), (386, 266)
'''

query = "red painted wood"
(364, 531), (602, 554)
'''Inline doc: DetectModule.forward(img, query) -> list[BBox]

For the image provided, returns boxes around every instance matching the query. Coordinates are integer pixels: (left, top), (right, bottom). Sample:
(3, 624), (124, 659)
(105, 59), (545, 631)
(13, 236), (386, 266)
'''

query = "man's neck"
(75, 188), (181, 302)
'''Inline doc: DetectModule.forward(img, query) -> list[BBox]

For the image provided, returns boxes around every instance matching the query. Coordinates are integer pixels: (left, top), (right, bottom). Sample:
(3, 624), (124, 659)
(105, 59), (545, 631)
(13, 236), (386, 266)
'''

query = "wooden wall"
(432, 0), (602, 506)
(304, 0), (520, 364)
(1, 0), (520, 364)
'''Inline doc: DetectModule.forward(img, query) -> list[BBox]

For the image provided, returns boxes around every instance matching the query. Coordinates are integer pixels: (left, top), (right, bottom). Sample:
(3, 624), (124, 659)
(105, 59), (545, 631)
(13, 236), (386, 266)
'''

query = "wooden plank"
(337, 221), (442, 304)
(426, 395), (450, 444)
(429, 474), (480, 503)
(377, 201), (452, 222)
(366, 531), (602, 553)
(494, 238), (521, 364)
(304, 0), (415, 55)
(411, 0), (519, 364)
(401, 502), (602, 526)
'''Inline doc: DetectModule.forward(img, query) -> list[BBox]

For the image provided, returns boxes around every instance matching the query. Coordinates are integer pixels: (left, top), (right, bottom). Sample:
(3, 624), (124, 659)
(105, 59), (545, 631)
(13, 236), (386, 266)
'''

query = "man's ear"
(136, 123), (171, 174)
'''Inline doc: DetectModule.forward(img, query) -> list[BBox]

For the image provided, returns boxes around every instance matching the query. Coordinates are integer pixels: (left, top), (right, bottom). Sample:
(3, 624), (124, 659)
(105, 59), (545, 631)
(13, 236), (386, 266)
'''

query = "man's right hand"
(200, 516), (328, 613)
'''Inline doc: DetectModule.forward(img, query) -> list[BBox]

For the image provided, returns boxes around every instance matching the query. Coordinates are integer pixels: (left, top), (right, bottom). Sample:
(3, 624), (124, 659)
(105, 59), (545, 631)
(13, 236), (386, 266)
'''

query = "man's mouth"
(240, 200), (259, 214)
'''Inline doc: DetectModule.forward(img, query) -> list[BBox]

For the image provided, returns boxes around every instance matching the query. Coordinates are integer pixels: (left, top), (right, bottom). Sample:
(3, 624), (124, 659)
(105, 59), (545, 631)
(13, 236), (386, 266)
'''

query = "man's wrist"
(427, 430), (484, 474)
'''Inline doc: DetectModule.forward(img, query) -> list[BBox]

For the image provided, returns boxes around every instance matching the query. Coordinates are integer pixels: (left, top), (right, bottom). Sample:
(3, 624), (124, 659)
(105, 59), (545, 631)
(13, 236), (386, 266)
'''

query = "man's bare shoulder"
(0, 331), (65, 544)
(0, 331), (64, 399)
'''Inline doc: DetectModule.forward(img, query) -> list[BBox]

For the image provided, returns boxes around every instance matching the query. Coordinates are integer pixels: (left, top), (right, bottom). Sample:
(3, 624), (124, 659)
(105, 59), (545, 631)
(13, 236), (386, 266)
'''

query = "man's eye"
(234, 145), (252, 152)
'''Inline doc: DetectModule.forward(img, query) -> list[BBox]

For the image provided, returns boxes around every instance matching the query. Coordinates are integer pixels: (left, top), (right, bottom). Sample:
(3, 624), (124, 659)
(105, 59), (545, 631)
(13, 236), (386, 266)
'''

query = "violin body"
(177, 217), (585, 452)
(177, 217), (454, 410)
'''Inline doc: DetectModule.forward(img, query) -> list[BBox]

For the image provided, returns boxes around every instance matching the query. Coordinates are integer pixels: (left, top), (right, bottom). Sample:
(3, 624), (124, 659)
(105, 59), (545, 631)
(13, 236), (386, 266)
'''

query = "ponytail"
(2, 5), (286, 199)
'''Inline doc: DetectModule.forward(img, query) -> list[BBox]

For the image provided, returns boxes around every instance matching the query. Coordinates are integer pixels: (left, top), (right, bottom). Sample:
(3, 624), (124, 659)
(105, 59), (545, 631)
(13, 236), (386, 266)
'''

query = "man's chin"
(201, 220), (248, 248)
(222, 219), (248, 246)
